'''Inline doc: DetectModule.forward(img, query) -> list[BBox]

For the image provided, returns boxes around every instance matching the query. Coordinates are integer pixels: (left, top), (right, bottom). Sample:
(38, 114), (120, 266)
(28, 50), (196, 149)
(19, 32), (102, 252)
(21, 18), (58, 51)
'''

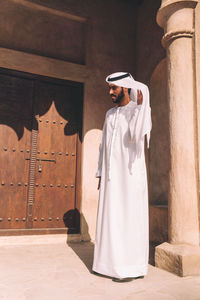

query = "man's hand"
(97, 177), (101, 190)
(137, 90), (143, 105)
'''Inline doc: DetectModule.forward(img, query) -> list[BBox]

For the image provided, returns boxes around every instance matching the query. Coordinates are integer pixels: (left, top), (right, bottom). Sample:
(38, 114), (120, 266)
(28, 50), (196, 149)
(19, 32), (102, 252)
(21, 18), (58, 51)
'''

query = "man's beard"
(112, 89), (124, 103)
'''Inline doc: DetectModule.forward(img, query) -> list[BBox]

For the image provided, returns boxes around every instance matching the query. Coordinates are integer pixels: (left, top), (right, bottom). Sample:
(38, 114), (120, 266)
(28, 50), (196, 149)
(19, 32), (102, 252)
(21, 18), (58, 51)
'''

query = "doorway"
(0, 69), (83, 235)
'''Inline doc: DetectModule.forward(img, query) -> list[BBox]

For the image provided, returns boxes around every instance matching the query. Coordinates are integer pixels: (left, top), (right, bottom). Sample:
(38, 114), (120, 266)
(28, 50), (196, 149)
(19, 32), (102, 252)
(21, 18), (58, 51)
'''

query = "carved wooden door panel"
(0, 73), (33, 230)
(31, 81), (81, 232)
(0, 71), (82, 234)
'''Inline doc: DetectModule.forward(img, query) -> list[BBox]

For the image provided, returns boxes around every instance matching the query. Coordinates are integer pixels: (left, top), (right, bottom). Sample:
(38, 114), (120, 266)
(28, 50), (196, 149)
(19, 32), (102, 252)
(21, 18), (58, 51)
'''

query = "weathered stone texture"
(156, 242), (200, 276)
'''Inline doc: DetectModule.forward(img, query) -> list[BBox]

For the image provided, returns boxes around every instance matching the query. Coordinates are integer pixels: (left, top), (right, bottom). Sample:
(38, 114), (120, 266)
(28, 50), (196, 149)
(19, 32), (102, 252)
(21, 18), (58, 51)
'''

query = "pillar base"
(155, 242), (200, 276)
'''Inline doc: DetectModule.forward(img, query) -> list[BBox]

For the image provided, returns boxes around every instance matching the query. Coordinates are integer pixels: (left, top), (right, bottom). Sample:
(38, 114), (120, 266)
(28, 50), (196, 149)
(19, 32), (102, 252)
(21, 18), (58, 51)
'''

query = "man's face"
(109, 84), (124, 104)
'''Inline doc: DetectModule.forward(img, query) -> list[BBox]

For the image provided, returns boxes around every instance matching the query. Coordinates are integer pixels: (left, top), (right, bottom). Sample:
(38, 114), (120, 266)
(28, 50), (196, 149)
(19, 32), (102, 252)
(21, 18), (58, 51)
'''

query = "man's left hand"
(137, 90), (143, 105)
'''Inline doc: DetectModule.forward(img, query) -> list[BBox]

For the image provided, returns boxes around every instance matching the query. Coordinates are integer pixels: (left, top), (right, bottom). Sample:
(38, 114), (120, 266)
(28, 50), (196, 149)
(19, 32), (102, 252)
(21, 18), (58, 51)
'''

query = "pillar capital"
(157, 0), (198, 47)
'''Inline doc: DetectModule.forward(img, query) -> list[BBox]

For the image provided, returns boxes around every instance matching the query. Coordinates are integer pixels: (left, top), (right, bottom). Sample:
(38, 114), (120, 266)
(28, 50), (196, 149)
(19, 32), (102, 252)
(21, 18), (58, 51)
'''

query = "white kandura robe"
(93, 85), (151, 279)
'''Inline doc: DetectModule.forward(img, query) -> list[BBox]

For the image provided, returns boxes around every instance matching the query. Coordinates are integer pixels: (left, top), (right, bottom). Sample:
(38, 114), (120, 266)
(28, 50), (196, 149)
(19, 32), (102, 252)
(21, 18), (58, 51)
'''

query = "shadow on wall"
(148, 58), (169, 255)
(63, 209), (81, 234)
(63, 209), (91, 241)
(0, 72), (83, 141)
(149, 58), (170, 206)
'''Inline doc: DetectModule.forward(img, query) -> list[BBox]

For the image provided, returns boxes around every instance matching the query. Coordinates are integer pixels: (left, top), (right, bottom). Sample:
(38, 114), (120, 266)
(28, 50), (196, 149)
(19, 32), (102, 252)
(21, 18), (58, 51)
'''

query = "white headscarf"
(106, 72), (138, 102)
(106, 72), (152, 157)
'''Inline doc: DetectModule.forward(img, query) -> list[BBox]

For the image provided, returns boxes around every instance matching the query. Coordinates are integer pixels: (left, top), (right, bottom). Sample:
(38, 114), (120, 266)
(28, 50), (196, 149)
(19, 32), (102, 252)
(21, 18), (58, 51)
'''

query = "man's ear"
(123, 87), (129, 95)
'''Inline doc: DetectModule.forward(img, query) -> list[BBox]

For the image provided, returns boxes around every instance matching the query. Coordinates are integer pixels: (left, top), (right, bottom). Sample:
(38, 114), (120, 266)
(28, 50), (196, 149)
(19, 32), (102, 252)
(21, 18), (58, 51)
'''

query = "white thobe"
(93, 90), (151, 279)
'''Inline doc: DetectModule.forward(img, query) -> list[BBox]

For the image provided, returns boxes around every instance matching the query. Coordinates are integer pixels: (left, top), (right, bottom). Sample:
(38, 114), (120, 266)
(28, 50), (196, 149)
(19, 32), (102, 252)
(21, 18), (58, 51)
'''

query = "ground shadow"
(66, 211), (93, 273)
(67, 241), (111, 279)
(67, 241), (94, 273)
(66, 212), (112, 280)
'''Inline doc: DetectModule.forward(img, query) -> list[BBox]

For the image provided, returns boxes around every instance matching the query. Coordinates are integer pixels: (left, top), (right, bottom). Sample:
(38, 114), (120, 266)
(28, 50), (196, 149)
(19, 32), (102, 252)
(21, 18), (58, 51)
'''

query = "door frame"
(0, 67), (83, 236)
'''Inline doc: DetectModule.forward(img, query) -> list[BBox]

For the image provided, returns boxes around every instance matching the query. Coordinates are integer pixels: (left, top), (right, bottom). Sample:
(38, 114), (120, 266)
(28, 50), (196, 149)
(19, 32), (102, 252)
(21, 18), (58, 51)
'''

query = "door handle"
(25, 158), (56, 163)
(36, 158), (56, 173)
(37, 158), (56, 163)
(25, 158), (56, 173)
(38, 159), (42, 172)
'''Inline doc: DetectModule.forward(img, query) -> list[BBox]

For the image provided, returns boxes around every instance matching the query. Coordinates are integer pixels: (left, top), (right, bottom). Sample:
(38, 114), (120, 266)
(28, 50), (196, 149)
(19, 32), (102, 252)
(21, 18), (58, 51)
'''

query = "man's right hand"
(97, 177), (101, 190)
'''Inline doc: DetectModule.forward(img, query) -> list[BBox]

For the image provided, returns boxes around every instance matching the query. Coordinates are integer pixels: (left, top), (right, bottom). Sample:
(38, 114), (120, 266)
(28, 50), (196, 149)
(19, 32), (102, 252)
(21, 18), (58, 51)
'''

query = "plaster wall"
(0, 0), (138, 240)
(149, 59), (169, 244)
(195, 1), (200, 244)
(149, 59), (169, 206)
(135, 0), (169, 208)
(135, 0), (165, 83)
(136, 0), (168, 244)
(145, 0), (200, 246)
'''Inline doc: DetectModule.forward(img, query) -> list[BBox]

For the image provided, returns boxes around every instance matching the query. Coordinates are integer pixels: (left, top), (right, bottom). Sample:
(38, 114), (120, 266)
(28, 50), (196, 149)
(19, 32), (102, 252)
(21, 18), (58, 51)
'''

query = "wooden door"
(0, 73), (33, 230)
(31, 81), (82, 232)
(0, 71), (83, 235)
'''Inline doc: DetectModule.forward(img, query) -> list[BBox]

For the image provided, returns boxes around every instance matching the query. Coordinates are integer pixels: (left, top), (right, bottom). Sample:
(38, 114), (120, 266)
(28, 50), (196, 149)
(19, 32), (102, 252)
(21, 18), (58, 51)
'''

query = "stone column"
(155, 0), (200, 276)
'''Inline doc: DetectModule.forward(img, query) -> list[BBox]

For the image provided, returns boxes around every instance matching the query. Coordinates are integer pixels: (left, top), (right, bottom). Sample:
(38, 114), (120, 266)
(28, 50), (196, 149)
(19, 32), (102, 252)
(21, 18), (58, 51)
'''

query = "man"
(92, 72), (152, 282)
